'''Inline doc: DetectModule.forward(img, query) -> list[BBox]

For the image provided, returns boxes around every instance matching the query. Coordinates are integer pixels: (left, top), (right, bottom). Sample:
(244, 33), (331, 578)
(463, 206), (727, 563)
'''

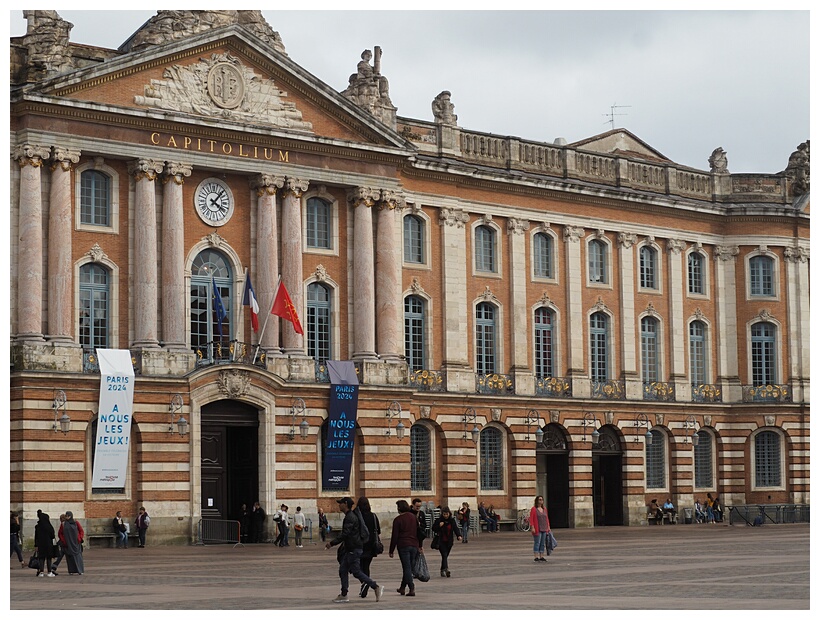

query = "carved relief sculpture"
(432, 91), (458, 126)
(22, 10), (74, 80)
(785, 141), (810, 197)
(340, 47), (398, 129)
(708, 147), (729, 173)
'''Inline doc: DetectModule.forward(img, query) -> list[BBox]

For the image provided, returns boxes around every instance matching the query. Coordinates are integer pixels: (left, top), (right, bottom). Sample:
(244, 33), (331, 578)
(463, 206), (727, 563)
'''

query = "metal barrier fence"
(727, 504), (810, 526)
(197, 519), (244, 547)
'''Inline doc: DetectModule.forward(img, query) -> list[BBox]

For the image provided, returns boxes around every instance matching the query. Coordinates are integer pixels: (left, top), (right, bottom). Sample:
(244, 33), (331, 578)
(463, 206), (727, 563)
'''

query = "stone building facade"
(9, 10), (809, 543)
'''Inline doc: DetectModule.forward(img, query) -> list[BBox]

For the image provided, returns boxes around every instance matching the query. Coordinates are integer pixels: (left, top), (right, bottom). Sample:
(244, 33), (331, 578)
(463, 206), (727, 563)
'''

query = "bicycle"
(516, 509), (530, 532)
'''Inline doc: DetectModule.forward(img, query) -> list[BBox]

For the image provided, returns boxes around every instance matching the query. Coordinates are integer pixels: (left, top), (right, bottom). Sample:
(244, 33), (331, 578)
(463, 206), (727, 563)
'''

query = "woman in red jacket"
(389, 499), (423, 596)
(528, 495), (550, 562)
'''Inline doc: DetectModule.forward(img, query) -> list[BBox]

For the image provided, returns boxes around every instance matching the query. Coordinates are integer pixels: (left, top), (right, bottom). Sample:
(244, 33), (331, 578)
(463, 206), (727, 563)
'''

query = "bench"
(87, 532), (139, 548)
(647, 507), (678, 525)
(480, 518), (515, 532)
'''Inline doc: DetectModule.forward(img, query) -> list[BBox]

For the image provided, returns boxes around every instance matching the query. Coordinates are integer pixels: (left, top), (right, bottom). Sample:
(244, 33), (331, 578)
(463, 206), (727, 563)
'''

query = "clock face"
(194, 178), (234, 226)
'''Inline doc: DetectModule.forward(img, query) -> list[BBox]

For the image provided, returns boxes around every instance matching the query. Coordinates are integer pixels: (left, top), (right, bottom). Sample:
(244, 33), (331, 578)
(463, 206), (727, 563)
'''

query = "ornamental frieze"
(217, 369), (251, 399)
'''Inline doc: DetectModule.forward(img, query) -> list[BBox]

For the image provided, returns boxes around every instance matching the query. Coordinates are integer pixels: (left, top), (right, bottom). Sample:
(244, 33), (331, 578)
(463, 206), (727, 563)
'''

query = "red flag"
(271, 280), (303, 335)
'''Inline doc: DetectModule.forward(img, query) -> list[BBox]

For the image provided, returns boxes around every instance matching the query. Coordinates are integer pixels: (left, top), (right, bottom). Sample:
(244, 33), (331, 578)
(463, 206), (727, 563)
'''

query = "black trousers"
(438, 542), (453, 570)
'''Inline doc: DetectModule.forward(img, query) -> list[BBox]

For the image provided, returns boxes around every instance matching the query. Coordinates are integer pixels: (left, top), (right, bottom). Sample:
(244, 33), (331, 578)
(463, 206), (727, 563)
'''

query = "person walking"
(431, 505), (461, 577)
(49, 514), (67, 576)
(457, 502), (471, 543)
(11, 511), (24, 569)
(356, 496), (381, 598)
(293, 506), (306, 548)
(250, 501), (265, 543)
(390, 499), (423, 597)
(325, 497), (384, 603)
(135, 506), (150, 547)
(62, 511), (85, 575)
(528, 495), (551, 562)
(112, 511), (128, 548)
(33, 510), (55, 577)
(318, 507), (329, 543)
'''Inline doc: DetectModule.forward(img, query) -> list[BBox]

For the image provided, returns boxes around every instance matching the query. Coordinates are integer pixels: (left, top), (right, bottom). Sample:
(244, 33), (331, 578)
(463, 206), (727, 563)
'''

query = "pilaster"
(666, 239), (689, 399)
(714, 245), (741, 401)
(784, 244), (810, 402)
(508, 216), (533, 394)
(563, 225), (588, 397)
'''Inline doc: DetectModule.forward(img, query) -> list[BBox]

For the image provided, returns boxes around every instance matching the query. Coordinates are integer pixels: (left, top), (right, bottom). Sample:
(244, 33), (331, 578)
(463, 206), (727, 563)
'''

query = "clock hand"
(209, 190), (226, 208)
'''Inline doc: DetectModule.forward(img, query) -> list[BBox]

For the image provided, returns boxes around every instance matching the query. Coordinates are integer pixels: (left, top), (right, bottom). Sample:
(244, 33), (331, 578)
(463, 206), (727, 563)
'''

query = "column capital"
(252, 173), (285, 196)
(784, 245), (809, 263)
(617, 232), (638, 248)
(13, 143), (51, 167)
(714, 245), (739, 261)
(348, 186), (380, 208)
(507, 216), (530, 236)
(666, 239), (686, 255)
(377, 188), (405, 210)
(163, 162), (193, 184)
(128, 158), (164, 182)
(563, 225), (585, 243)
(50, 147), (81, 172)
(438, 207), (470, 228)
(282, 177), (309, 199)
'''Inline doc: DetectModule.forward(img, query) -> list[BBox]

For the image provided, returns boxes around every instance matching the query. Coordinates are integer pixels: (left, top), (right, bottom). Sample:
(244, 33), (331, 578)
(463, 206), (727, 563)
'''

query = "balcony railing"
(643, 381), (676, 402)
(83, 350), (140, 375)
(315, 360), (330, 383)
(591, 380), (625, 400)
(742, 384), (792, 403)
(409, 369), (445, 392)
(194, 341), (266, 368)
(477, 373), (514, 395)
(692, 384), (722, 403)
(535, 376), (572, 398)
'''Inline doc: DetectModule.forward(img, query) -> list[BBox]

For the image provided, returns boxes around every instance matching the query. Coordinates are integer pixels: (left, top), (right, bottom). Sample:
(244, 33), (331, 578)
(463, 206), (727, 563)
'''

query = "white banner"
(91, 349), (135, 488)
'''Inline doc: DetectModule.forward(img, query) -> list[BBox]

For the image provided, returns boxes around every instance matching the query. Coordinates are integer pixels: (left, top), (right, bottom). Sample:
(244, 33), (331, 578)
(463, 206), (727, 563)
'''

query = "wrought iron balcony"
(314, 360), (330, 383)
(643, 381), (676, 402)
(742, 384), (792, 403)
(591, 380), (625, 400)
(194, 341), (266, 368)
(535, 376), (572, 398)
(477, 373), (514, 395)
(409, 369), (445, 392)
(692, 384), (722, 403)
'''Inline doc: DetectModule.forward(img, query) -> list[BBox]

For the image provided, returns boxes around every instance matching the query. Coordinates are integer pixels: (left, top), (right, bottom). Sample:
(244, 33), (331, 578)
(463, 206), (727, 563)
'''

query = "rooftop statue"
(341, 46), (397, 130)
(708, 147), (729, 174)
(432, 91), (458, 126)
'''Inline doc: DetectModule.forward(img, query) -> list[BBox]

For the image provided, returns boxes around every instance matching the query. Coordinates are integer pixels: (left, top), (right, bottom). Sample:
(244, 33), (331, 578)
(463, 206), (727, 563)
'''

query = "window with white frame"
(641, 316), (659, 384)
(475, 225), (497, 273)
(688, 252), (705, 295)
(694, 430), (713, 488)
(404, 295), (425, 372)
(689, 321), (708, 387)
(751, 322), (777, 385)
(403, 214), (425, 264)
(589, 239), (608, 284)
(410, 424), (432, 491)
(80, 169), (111, 227)
(534, 307), (554, 378)
(646, 429), (665, 489)
(590, 312), (609, 383)
(475, 302), (497, 374)
(307, 282), (332, 363)
(190, 249), (232, 350)
(754, 430), (781, 487)
(749, 255), (774, 297)
(79, 263), (110, 350)
(533, 232), (553, 278)
(480, 427), (503, 490)
(306, 197), (331, 250)
(640, 245), (658, 289)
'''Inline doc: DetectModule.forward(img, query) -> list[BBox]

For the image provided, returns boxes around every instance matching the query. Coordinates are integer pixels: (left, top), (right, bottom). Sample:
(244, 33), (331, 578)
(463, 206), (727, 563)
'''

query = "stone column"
(375, 190), (404, 360)
(714, 245), (740, 401)
(349, 187), (380, 361)
(161, 162), (192, 350)
(13, 143), (51, 342)
(47, 146), (81, 343)
(280, 177), (309, 354)
(784, 245), (810, 403)
(439, 206), (472, 392)
(129, 159), (164, 349)
(563, 225), (588, 397)
(666, 239), (689, 399)
(617, 232), (640, 399)
(508, 217), (533, 394)
(253, 174), (285, 351)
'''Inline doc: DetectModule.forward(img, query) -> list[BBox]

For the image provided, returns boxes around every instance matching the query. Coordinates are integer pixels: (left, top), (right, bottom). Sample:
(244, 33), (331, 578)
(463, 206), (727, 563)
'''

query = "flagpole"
(237, 268), (248, 362)
(253, 275), (282, 364)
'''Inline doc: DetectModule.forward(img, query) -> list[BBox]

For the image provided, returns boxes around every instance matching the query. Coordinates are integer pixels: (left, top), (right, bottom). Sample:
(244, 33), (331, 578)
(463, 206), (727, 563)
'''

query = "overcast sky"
(8, 8), (811, 173)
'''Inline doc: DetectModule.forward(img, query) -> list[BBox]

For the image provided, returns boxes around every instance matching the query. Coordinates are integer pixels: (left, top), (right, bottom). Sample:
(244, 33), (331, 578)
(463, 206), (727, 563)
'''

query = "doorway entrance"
(536, 424), (570, 528)
(592, 425), (624, 526)
(200, 401), (259, 522)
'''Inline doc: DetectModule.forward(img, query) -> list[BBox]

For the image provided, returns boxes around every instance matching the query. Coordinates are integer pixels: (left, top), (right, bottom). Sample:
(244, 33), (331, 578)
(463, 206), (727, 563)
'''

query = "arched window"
(475, 302), (497, 374)
(410, 424), (432, 491)
(689, 321), (707, 387)
(480, 427), (503, 491)
(475, 225), (496, 272)
(754, 430), (781, 487)
(640, 246), (658, 289)
(404, 295), (425, 372)
(534, 307), (554, 378)
(190, 249), (232, 350)
(589, 239), (607, 284)
(751, 322), (777, 385)
(641, 316), (659, 384)
(589, 312), (609, 383)
(403, 214), (425, 264)
(688, 252), (705, 294)
(307, 283), (331, 363)
(694, 430), (713, 489)
(533, 232), (553, 278)
(749, 255), (774, 296)
(80, 170), (111, 226)
(645, 429), (665, 489)
(306, 197), (331, 249)
(79, 263), (110, 350)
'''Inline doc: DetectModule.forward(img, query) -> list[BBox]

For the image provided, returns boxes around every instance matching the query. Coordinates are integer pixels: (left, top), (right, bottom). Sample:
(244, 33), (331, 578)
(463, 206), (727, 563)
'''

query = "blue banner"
(322, 383), (359, 491)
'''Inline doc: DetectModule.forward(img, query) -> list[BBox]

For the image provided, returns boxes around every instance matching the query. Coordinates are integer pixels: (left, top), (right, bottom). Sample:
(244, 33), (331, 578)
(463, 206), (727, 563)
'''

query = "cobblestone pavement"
(8, 523), (810, 610)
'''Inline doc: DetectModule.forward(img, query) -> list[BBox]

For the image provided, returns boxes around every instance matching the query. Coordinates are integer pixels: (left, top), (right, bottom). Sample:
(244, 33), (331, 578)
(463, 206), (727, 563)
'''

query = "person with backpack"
(325, 496), (384, 604)
(356, 496), (382, 598)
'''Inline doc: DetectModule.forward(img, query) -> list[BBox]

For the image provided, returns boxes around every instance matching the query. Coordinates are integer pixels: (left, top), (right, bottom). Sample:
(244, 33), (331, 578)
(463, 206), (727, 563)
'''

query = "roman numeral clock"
(194, 177), (234, 226)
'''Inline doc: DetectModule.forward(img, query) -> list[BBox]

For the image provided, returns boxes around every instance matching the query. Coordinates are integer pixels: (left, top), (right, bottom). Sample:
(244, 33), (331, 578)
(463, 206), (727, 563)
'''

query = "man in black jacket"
(325, 497), (384, 603)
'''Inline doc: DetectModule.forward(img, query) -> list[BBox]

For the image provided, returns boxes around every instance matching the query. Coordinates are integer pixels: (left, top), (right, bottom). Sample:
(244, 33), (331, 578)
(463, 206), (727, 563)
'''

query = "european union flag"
(212, 277), (227, 339)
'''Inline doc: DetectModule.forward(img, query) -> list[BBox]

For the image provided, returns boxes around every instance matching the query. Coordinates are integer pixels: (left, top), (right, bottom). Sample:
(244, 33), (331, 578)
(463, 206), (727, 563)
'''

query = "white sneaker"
(375, 585), (385, 602)
(46, 572), (55, 577)
(332, 594), (349, 603)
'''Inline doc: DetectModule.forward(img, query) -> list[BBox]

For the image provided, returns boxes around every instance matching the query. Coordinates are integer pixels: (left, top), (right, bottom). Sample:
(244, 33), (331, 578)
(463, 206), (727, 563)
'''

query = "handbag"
(373, 535), (384, 556)
(413, 551), (430, 582)
(294, 524), (303, 531)
(430, 534), (440, 550)
(28, 553), (39, 569)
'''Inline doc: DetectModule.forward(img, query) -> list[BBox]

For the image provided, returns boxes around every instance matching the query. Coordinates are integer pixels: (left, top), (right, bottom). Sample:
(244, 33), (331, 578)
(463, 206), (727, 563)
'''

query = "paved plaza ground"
(8, 522), (810, 611)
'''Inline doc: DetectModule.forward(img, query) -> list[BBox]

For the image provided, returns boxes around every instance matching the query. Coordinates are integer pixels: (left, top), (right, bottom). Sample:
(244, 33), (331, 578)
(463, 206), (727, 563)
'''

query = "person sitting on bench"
(649, 499), (663, 523)
(478, 501), (498, 532)
(663, 498), (676, 522)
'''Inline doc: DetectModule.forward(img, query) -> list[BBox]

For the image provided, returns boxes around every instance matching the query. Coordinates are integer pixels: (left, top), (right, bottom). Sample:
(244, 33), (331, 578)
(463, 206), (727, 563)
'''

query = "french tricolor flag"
(242, 272), (259, 332)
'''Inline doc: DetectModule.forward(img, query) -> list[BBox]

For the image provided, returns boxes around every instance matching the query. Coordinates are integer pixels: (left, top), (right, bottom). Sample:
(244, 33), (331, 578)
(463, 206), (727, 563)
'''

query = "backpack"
(353, 507), (370, 546)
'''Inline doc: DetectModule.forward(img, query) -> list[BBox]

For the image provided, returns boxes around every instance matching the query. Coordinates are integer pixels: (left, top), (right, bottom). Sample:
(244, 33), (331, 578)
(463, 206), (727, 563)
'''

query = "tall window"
(589, 239), (607, 283)
(403, 214), (424, 264)
(404, 296), (425, 372)
(646, 429), (665, 489)
(590, 312), (609, 382)
(475, 225), (496, 272)
(534, 307), (554, 378)
(694, 431), (713, 488)
(751, 322), (777, 385)
(307, 283), (331, 362)
(79, 264), (109, 350)
(475, 303), (497, 374)
(533, 232), (553, 278)
(689, 321), (707, 387)
(306, 197), (331, 249)
(749, 255), (774, 296)
(190, 250), (232, 350)
(754, 431), (781, 487)
(688, 252), (704, 294)
(641, 317), (659, 384)
(640, 246), (657, 289)
(480, 427), (503, 490)
(410, 424), (432, 491)
(80, 170), (111, 226)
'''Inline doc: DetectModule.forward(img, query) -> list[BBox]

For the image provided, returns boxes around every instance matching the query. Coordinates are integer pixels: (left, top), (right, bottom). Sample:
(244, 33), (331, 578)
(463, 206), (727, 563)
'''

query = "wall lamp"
(683, 415), (700, 446)
(526, 409), (545, 444)
(385, 400), (406, 441)
(634, 413), (652, 444)
(462, 407), (481, 444)
(582, 412), (600, 445)
(168, 393), (188, 437)
(52, 389), (70, 434)
(288, 397), (309, 440)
